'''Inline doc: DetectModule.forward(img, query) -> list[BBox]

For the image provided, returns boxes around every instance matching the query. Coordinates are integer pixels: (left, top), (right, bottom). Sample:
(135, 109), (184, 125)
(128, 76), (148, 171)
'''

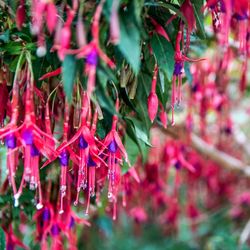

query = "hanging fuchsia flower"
(164, 140), (195, 190)
(232, 0), (249, 54)
(99, 98), (130, 219)
(147, 64), (159, 122)
(31, 0), (58, 35)
(35, 204), (64, 249)
(0, 65), (22, 203)
(48, 93), (103, 214)
(57, 8), (75, 61)
(4, 225), (29, 250)
(68, 0), (115, 96)
(45, 2), (58, 34)
(171, 24), (204, 125)
(0, 63), (56, 208)
(43, 101), (79, 214)
(31, 0), (46, 35)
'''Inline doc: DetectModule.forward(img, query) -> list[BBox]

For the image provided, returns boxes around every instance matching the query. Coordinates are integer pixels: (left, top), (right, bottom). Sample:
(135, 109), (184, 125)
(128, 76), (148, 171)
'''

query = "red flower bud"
(16, 4), (25, 30)
(147, 92), (158, 122)
(46, 3), (58, 34)
(61, 26), (71, 49)
(0, 82), (9, 126)
(159, 109), (167, 128)
(76, 16), (87, 48)
(31, 1), (46, 35)
(180, 0), (196, 32)
(110, 0), (120, 44)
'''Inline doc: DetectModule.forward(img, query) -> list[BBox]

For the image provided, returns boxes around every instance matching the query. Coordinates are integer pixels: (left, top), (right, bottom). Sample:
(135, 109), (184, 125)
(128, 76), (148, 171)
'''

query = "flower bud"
(76, 16), (87, 48)
(46, 3), (58, 34)
(159, 109), (167, 128)
(147, 92), (158, 122)
(16, 4), (25, 30)
(110, 0), (120, 44)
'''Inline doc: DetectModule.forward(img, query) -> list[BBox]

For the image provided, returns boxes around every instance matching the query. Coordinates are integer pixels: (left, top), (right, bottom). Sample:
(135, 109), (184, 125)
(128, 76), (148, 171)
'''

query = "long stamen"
(171, 75), (176, 126)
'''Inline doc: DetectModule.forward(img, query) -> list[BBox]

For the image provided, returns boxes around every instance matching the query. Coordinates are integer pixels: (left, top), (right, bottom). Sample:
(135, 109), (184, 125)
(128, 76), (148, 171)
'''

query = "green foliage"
(63, 55), (77, 103)
(0, 228), (5, 250)
(118, 1), (141, 74)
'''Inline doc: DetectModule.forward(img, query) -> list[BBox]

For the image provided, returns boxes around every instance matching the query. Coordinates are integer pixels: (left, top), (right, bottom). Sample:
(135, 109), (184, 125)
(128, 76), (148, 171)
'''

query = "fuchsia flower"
(34, 201), (90, 249)
(43, 101), (79, 214)
(0, 59), (56, 208)
(4, 225), (29, 250)
(170, 23), (205, 125)
(55, 8), (75, 61)
(130, 207), (148, 223)
(164, 140), (195, 190)
(180, 0), (196, 50)
(147, 64), (159, 123)
(31, 0), (58, 35)
(99, 98), (131, 219)
(68, 0), (115, 96)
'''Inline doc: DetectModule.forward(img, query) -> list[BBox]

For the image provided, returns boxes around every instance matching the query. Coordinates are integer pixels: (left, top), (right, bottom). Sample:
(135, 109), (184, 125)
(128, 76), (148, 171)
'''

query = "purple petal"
(108, 140), (118, 153)
(22, 129), (33, 145)
(51, 224), (60, 236)
(31, 144), (39, 157)
(174, 161), (181, 170)
(69, 216), (75, 229)
(233, 13), (248, 21)
(60, 150), (69, 166)
(87, 154), (96, 167)
(79, 135), (88, 149)
(7, 244), (14, 250)
(86, 50), (98, 66)
(173, 62), (182, 76)
(42, 208), (50, 221)
(5, 134), (16, 149)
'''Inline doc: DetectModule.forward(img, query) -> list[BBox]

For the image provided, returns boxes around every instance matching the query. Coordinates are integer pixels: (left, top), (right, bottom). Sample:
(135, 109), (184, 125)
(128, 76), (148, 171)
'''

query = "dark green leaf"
(0, 146), (7, 186)
(123, 134), (140, 171)
(190, 0), (206, 39)
(125, 117), (151, 146)
(144, 1), (189, 28)
(151, 34), (175, 81)
(0, 227), (6, 250)
(62, 55), (76, 103)
(118, 4), (141, 74)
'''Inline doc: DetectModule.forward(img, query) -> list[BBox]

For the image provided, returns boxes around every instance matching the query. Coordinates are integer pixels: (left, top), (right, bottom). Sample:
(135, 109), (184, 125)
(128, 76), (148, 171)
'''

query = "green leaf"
(184, 62), (193, 84)
(190, 0), (206, 39)
(125, 117), (151, 146)
(151, 34), (175, 81)
(133, 0), (144, 27)
(0, 146), (7, 186)
(0, 227), (6, 250)
(62, 55), (76, 103)
(123, 134), (140, 171)
(144, 1), (189, 28)
(118, 3), (141, 74)
(0, 30), (10, 43)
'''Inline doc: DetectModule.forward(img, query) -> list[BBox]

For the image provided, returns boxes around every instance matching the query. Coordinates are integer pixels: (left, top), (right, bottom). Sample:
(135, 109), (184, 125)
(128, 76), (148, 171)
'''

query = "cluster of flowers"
(0, 0), (249, 248)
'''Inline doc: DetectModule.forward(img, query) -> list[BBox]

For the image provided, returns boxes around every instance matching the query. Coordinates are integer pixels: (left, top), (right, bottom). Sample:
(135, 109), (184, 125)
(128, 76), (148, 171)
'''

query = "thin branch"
(162, 126), (250, 177)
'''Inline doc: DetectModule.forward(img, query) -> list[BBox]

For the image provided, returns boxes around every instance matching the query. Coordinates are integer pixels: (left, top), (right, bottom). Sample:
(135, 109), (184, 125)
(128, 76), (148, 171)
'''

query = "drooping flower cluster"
(0, 0), (250, 248)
